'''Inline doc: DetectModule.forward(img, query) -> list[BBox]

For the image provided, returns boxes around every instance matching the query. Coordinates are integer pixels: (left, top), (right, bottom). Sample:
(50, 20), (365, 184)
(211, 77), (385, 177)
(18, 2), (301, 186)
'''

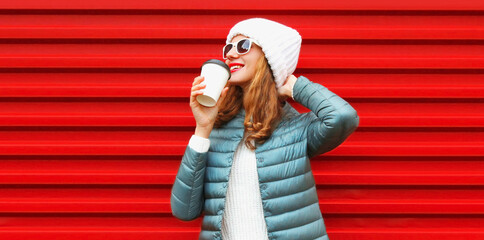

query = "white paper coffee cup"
(196, 59), (231, 107)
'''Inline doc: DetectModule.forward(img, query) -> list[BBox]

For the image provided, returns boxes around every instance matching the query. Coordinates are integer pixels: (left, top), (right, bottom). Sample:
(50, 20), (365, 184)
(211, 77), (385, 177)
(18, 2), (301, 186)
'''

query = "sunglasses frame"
(223, 38), (260, 60)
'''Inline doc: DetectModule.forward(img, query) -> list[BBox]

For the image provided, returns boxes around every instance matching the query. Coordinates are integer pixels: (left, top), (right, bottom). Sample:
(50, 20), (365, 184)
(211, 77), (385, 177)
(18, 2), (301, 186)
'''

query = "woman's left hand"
(277, 74), (298, 101)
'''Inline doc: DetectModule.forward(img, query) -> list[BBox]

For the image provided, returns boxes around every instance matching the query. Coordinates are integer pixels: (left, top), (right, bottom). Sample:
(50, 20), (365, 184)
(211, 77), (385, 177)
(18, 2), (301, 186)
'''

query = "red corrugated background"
(0, 1), (483, 239)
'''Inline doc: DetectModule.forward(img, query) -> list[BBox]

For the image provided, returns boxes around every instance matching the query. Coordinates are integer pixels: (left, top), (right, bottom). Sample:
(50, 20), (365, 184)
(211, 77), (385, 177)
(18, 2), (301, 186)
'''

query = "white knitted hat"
(226, 18), (302, 89)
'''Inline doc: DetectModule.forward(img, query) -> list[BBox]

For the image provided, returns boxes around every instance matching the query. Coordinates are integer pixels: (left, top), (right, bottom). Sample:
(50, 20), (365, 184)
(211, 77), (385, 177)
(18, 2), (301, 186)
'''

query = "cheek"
(247, 63), (258, 77)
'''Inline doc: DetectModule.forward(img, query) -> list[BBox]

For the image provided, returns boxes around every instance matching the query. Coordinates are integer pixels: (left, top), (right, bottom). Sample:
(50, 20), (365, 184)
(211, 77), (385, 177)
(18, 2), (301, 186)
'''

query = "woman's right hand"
(190, 76), (229, 138)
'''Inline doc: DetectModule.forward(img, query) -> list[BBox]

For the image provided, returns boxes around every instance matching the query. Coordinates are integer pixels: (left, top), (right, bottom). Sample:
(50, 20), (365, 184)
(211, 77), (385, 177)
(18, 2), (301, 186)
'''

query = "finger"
(190, 78), (205, 103)
(220, 87), (229, 100)
(215, 87), (229, 108)
(191, 83), (206, 92)
(192, 76), (205, 86)
(190, 91), (204, 106)
(191, 90), (204, 98)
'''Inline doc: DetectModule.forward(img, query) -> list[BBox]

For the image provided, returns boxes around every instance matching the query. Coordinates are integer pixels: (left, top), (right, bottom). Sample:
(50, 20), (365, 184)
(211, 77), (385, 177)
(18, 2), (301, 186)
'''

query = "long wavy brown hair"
(214, 55), (283, 150)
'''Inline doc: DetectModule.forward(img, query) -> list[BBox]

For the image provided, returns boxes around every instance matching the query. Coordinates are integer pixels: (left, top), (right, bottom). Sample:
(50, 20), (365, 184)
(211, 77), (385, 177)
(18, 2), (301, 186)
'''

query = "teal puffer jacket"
(171, 76), (359, 240)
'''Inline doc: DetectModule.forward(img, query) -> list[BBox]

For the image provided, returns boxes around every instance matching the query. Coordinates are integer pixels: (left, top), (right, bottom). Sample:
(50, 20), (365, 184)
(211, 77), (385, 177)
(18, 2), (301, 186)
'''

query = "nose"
(225, 44), (239, 60)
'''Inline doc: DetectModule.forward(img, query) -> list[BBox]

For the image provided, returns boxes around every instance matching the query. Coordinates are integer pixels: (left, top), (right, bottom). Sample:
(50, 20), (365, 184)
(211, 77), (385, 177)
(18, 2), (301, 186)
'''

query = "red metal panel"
(0, 1), (483, 239)
(0, 0), (484, 10)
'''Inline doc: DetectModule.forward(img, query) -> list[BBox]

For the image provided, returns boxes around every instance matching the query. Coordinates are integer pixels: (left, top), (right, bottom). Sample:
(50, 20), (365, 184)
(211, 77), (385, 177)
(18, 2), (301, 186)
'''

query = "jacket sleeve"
(170, 144), (208, 221)
(293, 76), (359, 158)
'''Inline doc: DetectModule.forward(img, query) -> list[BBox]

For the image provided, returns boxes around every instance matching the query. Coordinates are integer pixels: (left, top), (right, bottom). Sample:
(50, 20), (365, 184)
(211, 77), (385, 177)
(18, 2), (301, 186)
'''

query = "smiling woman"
(218, 47), (278, 150)
(171, 18), (359, 240)
(224, 36), (265, 89)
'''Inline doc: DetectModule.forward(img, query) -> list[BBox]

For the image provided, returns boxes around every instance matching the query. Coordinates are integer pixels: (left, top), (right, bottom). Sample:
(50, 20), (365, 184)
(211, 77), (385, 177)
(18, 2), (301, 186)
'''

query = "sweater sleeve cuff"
(188, 135), (210, 153)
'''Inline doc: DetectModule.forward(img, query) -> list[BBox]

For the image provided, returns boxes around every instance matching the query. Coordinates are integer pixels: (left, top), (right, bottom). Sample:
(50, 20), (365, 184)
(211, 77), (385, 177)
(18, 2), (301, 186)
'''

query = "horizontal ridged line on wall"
(0, 0), (484, 10)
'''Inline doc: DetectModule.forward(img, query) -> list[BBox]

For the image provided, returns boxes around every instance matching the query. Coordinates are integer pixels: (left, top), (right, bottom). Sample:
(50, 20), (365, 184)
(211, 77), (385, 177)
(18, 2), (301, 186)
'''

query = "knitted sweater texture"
(189, 133), (269, 240)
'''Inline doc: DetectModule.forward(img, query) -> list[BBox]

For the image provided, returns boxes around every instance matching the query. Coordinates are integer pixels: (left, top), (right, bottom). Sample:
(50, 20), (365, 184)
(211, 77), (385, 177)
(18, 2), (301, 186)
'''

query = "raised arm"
(293, 76), (359, 158)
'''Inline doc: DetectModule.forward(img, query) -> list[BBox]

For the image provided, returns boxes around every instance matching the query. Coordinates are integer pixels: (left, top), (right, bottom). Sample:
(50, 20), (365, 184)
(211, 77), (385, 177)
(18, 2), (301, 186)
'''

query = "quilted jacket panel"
(171, 76), (359, 240)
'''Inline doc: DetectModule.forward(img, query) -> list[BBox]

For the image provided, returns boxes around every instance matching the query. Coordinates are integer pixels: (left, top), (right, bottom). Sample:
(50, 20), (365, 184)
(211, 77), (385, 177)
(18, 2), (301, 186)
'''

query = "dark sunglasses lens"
(223, 44), (233, 58)
(237, 39), (251, 54)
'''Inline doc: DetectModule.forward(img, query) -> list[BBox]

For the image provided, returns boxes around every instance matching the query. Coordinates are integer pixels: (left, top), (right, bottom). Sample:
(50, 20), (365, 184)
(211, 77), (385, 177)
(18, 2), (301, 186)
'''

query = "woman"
(171, 18), (359, 240)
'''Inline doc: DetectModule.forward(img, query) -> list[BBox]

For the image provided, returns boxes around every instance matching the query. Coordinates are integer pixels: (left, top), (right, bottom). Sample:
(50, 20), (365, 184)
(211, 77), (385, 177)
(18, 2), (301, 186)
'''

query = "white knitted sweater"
(189, 134), (269, 240)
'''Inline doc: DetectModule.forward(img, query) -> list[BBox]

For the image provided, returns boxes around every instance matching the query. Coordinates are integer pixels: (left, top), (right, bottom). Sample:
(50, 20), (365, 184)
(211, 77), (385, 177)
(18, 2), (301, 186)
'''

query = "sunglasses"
(223, 38), (260, 60)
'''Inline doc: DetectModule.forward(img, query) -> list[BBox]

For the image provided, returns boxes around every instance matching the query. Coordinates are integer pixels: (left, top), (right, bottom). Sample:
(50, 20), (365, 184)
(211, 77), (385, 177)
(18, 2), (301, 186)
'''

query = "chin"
(228, 77), (246, 84)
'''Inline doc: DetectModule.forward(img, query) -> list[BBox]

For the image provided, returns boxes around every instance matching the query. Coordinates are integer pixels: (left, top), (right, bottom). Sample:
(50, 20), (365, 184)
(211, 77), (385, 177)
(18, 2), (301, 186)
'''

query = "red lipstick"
(229, 63), (244, 73)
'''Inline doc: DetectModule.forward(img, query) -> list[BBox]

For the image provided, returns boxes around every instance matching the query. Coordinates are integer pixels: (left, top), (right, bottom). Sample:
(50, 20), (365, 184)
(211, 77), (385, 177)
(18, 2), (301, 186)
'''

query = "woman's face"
(224, 35), (264, 88)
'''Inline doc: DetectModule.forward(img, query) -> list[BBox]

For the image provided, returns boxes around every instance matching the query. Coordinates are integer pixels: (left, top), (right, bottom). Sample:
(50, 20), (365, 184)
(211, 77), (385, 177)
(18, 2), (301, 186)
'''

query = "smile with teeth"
(230, 64), (244, 72)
